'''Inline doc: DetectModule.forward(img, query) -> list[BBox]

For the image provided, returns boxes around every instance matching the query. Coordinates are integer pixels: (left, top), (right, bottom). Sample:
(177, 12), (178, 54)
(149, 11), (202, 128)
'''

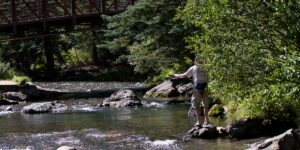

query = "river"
(0, 82), (261, 150)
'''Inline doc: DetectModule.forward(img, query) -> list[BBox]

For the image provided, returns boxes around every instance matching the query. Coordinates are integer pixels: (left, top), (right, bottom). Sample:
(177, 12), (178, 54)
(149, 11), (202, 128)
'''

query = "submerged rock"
(247, 129), (300, 150)
(184, 124), (219, 139)
(101, 90), (142, 107)
(3, 92), (27, 101)
(22, 102), (68, 114)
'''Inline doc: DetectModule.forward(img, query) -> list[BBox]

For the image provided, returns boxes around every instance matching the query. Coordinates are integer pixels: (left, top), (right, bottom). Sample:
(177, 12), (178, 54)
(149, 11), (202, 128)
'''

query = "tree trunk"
(91, 29), (99, 65)
(43, 36), (55, 79)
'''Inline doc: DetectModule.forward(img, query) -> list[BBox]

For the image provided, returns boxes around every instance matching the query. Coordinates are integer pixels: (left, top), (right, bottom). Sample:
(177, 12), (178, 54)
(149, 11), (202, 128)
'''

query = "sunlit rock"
(144, 78), (194, 99)
(247, 129), (300, 150)
(57, 146), (76, 150)
(144, 80), (179, 98)
(184, 124), (219, 139)
(101, 90), (142, 107)
(176, 83), (193, 96)
(217, 127), (228, 137)
(5, 106), (12, 111)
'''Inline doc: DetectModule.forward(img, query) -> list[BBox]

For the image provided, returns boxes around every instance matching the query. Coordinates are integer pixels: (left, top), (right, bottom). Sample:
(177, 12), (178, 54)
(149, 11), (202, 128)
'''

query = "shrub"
(208, 104), (225, 117)
(12, 76), (32, 85)
(0, 62), (15, 79)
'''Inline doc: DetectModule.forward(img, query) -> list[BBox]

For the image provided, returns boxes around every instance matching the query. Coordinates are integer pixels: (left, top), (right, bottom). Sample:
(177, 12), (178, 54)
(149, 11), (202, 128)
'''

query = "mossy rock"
(208, 104), (225, 117)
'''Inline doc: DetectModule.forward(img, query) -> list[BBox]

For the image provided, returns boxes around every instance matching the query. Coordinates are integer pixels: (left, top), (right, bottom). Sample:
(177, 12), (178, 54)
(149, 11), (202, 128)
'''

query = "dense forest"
(0, 0), (299, 124)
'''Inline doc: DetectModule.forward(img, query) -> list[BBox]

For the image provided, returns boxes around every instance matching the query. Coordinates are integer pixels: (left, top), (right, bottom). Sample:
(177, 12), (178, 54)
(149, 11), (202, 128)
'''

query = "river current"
(0, 82), (261, 150)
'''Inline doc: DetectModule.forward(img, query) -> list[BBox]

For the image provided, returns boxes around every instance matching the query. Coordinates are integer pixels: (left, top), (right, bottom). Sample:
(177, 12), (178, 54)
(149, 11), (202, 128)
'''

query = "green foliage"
(62, 48), (92, 67)
(208, 104), (225, 117)
(0, 62), (15, 79)
(177, 0), (300, 122)
(103, 0), (191, 76)
(12, 75), (32, 84)
(0, 38), (44, 75)
(148, 63), (183, 86)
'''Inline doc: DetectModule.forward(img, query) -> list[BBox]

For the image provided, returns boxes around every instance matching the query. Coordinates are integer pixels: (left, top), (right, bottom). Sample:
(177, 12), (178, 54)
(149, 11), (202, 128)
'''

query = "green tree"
(103, 0), (191, 81)
(177, 0), (300, 122)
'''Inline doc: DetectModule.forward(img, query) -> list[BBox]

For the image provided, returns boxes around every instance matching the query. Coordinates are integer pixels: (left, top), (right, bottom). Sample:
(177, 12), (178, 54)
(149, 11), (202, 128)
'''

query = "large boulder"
(3, 92), (27, 101)
(184, 124), (219, 140)
(22, 102), (68, 114)
(176, 83), (193, 96)
(247, 129), (300, 150)
(20, 82), (64, 100)
(227, 118), (296, 139)
(227, 118), (264, 139)
(144, 80), (179, 98)
(101, 90), (142, 107)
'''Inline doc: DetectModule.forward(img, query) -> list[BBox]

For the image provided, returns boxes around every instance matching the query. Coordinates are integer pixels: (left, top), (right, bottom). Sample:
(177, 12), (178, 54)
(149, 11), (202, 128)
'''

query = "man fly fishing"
(174, 56), (209, 126)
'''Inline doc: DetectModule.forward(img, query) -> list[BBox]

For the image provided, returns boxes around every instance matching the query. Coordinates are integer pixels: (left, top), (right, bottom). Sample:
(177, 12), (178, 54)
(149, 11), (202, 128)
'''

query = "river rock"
(101, 90), (142, 107)
(5, 106), (12, 111)
(57, 146), (76, 150)
(227, 118), (264, 139)
(184, 124), (219, 139)
(227, 118), (296, 139)
(247, 129), (300, 150)
(22, 102), (68, 114)
(217, 127), (228, 137)
(144, 80), (179, 98)
(176, 83), (193, 96)
(20, 82), (64, 100)
(3, 92), (27, 101)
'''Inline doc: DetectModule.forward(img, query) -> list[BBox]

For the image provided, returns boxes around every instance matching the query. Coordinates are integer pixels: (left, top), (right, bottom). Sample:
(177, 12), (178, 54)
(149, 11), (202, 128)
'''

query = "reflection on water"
(0, 103), (254, 149)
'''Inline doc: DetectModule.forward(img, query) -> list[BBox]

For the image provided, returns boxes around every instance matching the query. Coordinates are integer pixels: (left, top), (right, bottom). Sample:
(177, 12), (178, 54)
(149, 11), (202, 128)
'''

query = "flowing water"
(0, 82), (261, 150)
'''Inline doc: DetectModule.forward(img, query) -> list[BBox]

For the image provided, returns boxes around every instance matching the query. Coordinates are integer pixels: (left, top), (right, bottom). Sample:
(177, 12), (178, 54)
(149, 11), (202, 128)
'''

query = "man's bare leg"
(204, 107), (209, 124)
(194, 105), (202, 126)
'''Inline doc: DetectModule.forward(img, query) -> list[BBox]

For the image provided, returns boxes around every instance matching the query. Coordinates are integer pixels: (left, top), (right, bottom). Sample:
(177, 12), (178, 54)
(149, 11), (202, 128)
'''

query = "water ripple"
(0, 129), (181, 150)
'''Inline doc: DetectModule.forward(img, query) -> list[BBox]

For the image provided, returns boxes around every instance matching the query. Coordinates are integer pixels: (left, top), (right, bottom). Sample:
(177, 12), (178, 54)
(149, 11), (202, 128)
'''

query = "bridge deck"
(0, 0), (134, 38)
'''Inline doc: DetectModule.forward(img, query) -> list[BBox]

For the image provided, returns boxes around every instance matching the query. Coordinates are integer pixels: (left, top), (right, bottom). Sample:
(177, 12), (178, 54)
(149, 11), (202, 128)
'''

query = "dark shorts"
(191, 88), (209, 107)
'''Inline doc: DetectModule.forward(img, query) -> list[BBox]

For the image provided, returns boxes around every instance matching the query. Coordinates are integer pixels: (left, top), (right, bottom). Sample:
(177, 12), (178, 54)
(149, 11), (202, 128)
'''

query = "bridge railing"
(0, 0), (134, 25)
